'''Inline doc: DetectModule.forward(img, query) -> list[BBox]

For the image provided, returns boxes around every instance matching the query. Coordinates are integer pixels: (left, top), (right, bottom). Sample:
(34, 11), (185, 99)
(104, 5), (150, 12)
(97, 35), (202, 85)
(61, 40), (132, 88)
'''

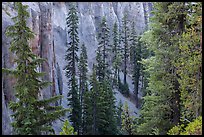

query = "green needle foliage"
(82, 65), (118, 135)
(64, 3), (81, 134)
(121, 102), (136, 135)
(96, 48), (105, 82)
(121, 12), (130, 86)
(83, 66), (100, 135)
(59, 120), (77, 135)
(3, 2), (68, 135)
(137, 2), (202, 135)
(167, 116), (202, 135)
(78, 43), (88, 134)
(112, 21), (122, 87)
(129, 21), (142, 108)
(116, 100), (123, 134)
(97, 16), (111, 81)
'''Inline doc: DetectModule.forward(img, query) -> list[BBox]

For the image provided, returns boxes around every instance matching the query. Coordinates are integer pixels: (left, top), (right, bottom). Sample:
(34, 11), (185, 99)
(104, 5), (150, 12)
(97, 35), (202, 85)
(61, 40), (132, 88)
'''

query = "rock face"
(2, 2), (151, 135)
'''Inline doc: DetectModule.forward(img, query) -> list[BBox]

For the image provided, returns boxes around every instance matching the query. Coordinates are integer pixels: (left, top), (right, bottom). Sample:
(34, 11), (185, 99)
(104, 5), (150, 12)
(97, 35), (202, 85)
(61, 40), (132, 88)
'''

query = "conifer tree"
(87, 65), (100, 134)
(137, 3), (179, 134)
(129, 21), (142, 108)
(96, 48), (105, 82)
(116, 100), (123, 134)
(167, 2), (202, 133)
(59, 120), (77, 135)
(99, 80), (118, 135)
(82, 88), (92, 135)
(4, 2), (68, 135)
(78, 43), (88, 134)
(64, 3), (80, 134)
(121, 12), (130, 86)
(97, 16), (111, 80)
(121, 102), (136, 135)
(120, 12), (130, 96)
(137, 2), (201, 135)
(112, 21), (121, 87)
(83, 65), (118, 135)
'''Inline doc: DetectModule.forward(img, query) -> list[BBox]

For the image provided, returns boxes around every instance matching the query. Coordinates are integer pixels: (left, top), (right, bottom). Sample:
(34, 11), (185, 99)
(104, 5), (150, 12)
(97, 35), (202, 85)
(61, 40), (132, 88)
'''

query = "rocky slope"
(2, 2), (152, 134)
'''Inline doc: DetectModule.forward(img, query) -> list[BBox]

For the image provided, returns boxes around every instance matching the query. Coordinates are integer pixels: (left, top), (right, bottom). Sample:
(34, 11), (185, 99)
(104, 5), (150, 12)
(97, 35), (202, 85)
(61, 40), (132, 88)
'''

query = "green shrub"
(181, 116), (202, 135)
(167, 116), (202, 135)
(59, 120), (77, 135)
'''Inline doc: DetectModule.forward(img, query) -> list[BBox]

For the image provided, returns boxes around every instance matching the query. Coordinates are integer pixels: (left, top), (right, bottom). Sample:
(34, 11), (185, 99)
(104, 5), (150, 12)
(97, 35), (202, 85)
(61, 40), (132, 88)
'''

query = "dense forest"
(2, 2), (202, 135)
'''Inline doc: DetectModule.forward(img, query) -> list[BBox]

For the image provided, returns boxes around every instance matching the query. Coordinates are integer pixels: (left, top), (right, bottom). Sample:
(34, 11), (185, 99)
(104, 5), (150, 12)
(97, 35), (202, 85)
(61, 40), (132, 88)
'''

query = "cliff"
(2, 2), (152, 134)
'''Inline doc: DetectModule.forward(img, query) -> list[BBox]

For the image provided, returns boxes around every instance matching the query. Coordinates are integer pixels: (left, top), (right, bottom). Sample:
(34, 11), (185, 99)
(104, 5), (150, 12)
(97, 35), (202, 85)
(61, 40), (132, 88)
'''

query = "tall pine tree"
(121, 12), (130, 96)
(64, 3), (80, 134)
(84, 65), (100, 135)
(121, 12), (129, 85)
(112, 21), (121, 87)
(99, 80), (118, 135)
(137, 2), (200, 135)
(4, 2), (68, 135)
(78, 43), (88, 134)
(129, 21), (141, 108)
(96, 48), (104, 82)
(97, 16), (111, 81)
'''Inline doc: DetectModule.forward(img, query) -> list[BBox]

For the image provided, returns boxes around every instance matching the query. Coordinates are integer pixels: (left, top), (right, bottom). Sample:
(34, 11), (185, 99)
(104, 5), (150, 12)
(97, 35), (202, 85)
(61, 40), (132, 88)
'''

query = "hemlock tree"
(83, 65), (118, 135)
(99, 80), (118, 135)
(97, 16), (111, 81)
(137, 2), (201, 135)
(137, 3), (178, 134)
(167, 2), (202, 134)
(64, 3), (80, 134)
(120, 12), (130, 96)
(96, 48), (104, 82)
(82, 89), (91, 134)
(84, 65), (100, 135)
(4, 2), (68, 135)
(121, 12), (130, 86)
(129, 21), (142, 108)
(112, 21), (122, 87)
(78, 43), (88, 134)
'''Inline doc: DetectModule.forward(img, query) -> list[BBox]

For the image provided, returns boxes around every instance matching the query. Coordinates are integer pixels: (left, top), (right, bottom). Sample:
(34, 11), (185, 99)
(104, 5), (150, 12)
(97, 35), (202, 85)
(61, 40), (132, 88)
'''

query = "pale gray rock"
(2, 2), (152, 134)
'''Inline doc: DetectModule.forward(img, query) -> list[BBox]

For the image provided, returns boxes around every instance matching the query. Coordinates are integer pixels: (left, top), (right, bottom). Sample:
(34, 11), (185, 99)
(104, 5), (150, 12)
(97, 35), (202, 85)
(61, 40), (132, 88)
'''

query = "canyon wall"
(2, 2), (151, 134)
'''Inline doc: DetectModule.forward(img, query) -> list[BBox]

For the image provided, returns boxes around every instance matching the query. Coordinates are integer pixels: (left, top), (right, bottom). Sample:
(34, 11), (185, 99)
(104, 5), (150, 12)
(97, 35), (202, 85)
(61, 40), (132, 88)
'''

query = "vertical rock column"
(39, 2), (55, 99)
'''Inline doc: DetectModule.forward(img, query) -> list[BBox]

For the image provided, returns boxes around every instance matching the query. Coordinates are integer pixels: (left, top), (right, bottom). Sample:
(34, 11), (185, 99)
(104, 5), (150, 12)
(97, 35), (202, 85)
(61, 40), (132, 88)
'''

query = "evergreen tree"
(4, 2), (68, 135)
(97, 16), (111, 81)
(87, 65), (100, 134)
(78, 43), (88, 134)
(82, 87), (92, 135)
(137, 2), (202, 135)
(99, 80), (118, 135)
(129, 21), (141, 108)
(167, 2), (202, 133)
(170, 2), (202, 123)
(59, 120), (77, 135)
(83, 65), (118, 135)
(95, 48), (104, 82)
(64, 3), (80, 134)
(121, 12), (130, 86)
(167, 116), (202, 135)
(137, 3), (179, 134)
(121, 102), (136, 135)
(112, 21), (122, 87)
(116, 100), (123, 134)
